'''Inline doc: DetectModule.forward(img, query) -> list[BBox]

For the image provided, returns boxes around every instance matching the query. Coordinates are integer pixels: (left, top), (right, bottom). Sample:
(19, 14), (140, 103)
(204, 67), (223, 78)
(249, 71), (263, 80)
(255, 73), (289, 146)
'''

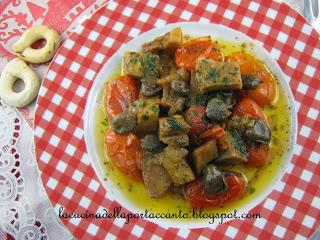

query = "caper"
(141, 77), (162, 97)
(111, 112), (137, 134)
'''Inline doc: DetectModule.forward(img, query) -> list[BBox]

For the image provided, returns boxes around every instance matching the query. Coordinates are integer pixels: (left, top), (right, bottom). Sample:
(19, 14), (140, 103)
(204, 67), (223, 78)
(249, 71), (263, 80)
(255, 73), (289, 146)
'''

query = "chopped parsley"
(208, 68), (217, 80)
(191, 110), (198, 116)
(101, 118), (109, 126)
(151, 105), (159, 113)
(141, 53), (160, 78)
(141, 113), (149, 120)
(222, 76), (230, 83)
(167, 117), (183, 131)
(230, 130), (248, 158)
(241, 42), (247, 49)
(128, 52), (140, 64)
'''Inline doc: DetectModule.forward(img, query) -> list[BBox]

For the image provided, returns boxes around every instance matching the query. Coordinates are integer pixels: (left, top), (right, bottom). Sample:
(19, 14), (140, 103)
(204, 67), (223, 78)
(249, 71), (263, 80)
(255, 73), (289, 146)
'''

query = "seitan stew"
(103, 27), (278, 209)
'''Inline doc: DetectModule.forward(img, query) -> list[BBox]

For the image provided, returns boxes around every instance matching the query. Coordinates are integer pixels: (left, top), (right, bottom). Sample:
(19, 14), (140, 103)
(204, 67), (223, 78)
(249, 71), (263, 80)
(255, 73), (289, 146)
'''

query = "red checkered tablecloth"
(34, 0), (320, 239)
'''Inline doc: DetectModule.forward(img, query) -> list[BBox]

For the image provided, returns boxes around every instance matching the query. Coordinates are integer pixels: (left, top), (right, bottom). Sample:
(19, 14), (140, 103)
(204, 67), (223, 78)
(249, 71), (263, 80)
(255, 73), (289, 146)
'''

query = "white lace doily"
(0, 101), (73, 240)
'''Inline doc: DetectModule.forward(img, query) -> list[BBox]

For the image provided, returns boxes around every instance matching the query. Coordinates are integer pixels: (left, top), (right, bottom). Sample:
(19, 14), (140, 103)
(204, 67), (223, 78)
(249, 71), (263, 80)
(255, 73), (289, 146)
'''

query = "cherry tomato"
(233, 98), (270, 167)
(104, 75), (139, 120)
(247, 61), (276, 106)
(185, 173), (246, 208)
(204, 42), (224, 62)
(175, 37), (223, 71)
(184, 106), (210, 136)
(226, 52), (276, 106)
(225, 52), (256, 75)
(199, 125), (225, 141)
(233, 97), (266, 121)
(105, 130), (142, 180)
(246, 144), (270, 167)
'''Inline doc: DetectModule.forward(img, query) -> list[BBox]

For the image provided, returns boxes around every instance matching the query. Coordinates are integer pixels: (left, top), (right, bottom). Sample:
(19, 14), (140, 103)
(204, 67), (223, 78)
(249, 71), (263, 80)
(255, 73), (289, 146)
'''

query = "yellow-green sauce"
(94, 39), (291, 219)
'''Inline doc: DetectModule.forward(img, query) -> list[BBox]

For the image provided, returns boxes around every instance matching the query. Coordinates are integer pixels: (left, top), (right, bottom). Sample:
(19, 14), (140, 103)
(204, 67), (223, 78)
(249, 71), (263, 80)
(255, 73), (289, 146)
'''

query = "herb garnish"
(230, 130), (248, 158)
(151, 105), (159, 113)
(142, 53), (160, 78)
(167, 117), (183, 131)
(208, 68), (217, 80)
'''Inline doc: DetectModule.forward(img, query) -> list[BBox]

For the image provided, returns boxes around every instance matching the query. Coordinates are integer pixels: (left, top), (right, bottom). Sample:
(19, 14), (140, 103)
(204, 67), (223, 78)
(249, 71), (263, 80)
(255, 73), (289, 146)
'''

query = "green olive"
(245, 119), (271, 144)
(242, 75), (262, 89)
(111, 112), (137, 134)
(170, 80), (189, 96)
(168, 98), (186, 117)
(203, 164), (228, 195)
(141, 134), (165, 153)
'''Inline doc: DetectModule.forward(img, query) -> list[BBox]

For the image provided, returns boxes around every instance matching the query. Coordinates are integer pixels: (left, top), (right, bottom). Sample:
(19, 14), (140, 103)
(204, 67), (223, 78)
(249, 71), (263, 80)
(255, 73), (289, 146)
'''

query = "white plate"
(84, 22), (297, 228)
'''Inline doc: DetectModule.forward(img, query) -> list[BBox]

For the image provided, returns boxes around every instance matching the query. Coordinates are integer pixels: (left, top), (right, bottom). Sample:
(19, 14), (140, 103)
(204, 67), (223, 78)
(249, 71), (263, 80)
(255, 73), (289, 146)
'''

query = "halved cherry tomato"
(183, 106), (210, 136)
(246, 143), (270, 167)
(247, 61), (276, 106)
(204, 42), (224, 62)
(105, 130), (142, 180)
(226, 52), (276, 106)
(104, 75), (139, 120)
(225, 52), (256, 75)
(185, 173), (246, 208)
(233, 97), (266, 121)
(199, 125), (225, 141)
(233, 98), (270, 167)
(175, 37), (223, 71)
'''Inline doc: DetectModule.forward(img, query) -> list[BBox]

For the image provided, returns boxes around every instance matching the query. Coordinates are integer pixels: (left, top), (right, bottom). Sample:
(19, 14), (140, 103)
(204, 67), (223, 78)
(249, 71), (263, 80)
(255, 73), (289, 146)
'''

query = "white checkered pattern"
(57, 160), (67, 173)
(63, 187), (74, 199)
(55, 55), (66, 65)
(79, 46), (90, 57)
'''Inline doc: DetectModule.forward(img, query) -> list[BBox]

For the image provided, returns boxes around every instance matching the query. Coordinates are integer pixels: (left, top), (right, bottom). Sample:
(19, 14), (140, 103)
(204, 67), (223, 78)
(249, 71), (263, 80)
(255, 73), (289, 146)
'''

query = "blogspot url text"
(58, 206), (261, 224)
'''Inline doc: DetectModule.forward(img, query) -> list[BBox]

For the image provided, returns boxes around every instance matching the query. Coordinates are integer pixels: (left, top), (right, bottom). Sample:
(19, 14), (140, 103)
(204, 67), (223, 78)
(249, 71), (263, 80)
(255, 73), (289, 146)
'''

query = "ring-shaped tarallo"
(0, 58), (40, 107)
(12, 25), (61, 64)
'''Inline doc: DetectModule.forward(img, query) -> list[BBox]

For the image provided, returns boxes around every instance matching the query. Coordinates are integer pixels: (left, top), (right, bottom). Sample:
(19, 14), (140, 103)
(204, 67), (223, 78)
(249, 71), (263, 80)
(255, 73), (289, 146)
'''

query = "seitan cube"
(195, 58), (242, 93)
(141, 53), (161, 78)
(189, 70), (201, 103)
(123, 52), (161, 78)
(160, 83), (178, 108)
(215, 130), (248, 164)
(168, 98), (186, 117)
(192, 140), (219, 176)
(159, 115), (190, 139)
(160, 146), (195, 186)
(136, 98), (160, 134)
(123, 52), (142, 77)
(161, 133), (189, 147)
(141, 152), (172, 198)
(142, 27), (183, 53)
